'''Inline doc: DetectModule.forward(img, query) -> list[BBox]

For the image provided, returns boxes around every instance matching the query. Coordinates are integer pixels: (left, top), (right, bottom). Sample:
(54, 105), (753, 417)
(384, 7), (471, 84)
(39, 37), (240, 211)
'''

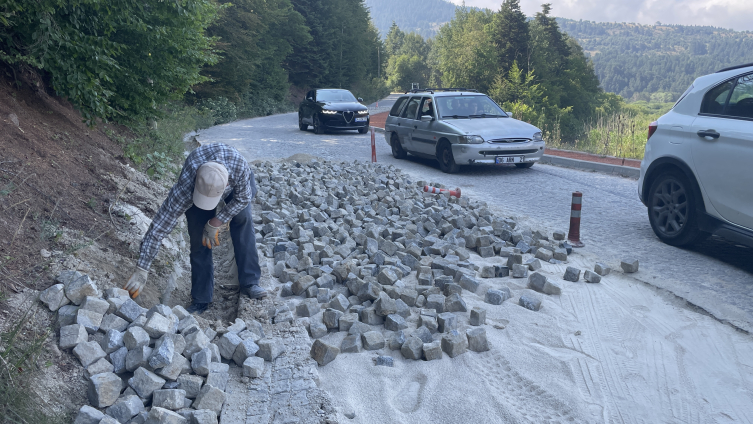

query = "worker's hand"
(202, 220), (223, 249)
(123, 267), (148, 298)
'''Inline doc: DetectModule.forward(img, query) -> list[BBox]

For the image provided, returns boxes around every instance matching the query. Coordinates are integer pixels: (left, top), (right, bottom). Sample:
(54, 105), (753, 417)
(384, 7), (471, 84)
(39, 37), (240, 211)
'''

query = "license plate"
(355, 117), (367, 122)
(496, 156), (525, 164)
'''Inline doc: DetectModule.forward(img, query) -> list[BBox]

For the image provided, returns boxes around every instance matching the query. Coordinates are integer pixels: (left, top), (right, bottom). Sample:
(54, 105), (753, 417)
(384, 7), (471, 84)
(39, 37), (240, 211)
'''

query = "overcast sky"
(448, 0), (753, 31)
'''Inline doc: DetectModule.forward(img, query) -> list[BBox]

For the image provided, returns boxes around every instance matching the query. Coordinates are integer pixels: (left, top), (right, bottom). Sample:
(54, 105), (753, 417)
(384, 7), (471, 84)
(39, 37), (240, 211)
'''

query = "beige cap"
(193, 162), (229, 210)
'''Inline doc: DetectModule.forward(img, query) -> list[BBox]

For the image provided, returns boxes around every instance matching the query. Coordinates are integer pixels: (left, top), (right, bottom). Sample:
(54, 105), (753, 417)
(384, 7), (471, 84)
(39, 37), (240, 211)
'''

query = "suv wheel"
(391, 133), (407, 159)
(298, 114), (308, 131)
(313, 114), (324, 134)
(647, 170), (708, 246)
(437, 141), (460, 173)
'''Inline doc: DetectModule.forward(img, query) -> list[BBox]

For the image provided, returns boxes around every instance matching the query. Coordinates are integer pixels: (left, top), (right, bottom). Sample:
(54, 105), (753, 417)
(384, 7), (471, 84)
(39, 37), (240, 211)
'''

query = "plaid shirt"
(137, 143), (257, 270)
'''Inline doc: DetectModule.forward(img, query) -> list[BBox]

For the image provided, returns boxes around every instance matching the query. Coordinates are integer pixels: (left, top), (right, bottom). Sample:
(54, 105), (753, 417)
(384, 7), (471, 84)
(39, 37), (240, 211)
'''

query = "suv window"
(390, 97), (409, 116)
(726, 74), (753, 119)
(701, 81), (734, 115)
(401, 97), (421, 119)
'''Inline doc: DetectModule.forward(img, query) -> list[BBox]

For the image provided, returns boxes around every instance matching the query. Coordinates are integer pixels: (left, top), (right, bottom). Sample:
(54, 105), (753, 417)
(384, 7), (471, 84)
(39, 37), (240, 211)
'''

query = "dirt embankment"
(0, 67), (215, 419)
(0, 68), (133, 282)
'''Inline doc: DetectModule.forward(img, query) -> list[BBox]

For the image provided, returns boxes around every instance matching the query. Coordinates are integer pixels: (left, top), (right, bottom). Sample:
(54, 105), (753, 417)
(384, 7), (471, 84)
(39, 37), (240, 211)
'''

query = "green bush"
(199, 97), (238, 125)
(0, 0), (220, 123)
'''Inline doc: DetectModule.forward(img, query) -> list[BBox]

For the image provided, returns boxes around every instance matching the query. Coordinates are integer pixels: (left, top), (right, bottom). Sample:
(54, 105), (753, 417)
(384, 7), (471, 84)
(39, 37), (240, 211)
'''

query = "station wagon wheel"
(647, 171), (708, 246)
(313, 114), (324, 134)
(298, 114), (308, 131)
(391, 133), (407, 159)
(437, 141), (459, 173)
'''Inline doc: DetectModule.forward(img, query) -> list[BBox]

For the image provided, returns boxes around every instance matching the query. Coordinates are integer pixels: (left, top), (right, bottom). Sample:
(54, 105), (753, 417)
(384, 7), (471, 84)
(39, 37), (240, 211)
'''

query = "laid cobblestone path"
(199, 111), (753, 333)
(220, 269), (338, 424)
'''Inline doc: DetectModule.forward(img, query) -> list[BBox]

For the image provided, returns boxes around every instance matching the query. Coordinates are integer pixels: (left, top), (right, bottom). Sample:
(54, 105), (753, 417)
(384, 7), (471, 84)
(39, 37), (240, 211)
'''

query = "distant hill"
(558, 19), (753, 100)
(364, 0), (457, 39)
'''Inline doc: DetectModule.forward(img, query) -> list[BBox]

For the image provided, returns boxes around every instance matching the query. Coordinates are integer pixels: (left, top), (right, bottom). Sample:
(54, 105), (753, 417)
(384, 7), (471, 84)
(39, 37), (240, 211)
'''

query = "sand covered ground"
(317, 251), (753, 423)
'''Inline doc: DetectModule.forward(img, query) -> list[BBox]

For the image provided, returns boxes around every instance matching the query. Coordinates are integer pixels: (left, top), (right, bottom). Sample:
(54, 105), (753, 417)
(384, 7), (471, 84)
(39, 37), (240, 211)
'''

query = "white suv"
(638, 63), (753, 247)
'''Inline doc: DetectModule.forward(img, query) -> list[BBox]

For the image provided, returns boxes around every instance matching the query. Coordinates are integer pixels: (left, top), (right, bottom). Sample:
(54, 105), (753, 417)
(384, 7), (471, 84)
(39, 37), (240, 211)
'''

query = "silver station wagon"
(384, 89), (545, 173)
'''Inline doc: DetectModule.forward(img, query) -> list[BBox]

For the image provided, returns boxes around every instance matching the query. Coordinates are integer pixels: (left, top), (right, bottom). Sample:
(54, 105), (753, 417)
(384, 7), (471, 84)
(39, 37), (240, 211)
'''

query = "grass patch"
(547, 102), (672, 159)
(0, 298), (64, 424)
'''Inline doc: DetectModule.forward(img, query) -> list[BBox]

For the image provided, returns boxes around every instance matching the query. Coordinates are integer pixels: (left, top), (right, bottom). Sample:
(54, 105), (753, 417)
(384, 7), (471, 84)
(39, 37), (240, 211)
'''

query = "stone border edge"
(539, 155), (640, 179)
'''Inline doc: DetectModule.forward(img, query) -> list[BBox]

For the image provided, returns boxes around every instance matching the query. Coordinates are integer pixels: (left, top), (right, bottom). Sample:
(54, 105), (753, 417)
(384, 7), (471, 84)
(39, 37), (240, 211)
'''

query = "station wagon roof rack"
(716, 63), (753, 73)
(405, 88), (479, 94)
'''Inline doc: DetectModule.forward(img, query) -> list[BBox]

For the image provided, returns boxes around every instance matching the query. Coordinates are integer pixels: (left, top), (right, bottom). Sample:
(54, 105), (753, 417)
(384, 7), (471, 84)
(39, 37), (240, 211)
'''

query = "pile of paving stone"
(250, 159), (593, 366)
(39, 270), (278, 424)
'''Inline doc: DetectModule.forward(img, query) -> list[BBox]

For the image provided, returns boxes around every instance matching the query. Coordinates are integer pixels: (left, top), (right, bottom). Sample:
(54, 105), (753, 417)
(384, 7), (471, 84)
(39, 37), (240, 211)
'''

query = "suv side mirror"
(357, 97), (364, 102)
(420, 115), (434, 122)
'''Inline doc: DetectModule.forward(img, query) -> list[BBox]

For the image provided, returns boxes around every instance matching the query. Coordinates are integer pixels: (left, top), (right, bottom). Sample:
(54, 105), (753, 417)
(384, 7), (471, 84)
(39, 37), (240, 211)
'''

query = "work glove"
(202, 221), (223, 249)
(123, 267), (148, 298)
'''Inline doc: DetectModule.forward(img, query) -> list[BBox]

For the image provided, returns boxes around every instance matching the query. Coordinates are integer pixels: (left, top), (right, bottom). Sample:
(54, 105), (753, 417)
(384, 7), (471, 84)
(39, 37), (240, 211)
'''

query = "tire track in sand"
(562, 279), (707, 424)
(468, 349), (579, 424)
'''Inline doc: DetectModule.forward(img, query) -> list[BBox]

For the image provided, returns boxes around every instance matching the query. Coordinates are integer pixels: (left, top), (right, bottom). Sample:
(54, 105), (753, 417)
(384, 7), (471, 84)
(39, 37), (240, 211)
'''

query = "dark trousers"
(185, 196), (261, 304)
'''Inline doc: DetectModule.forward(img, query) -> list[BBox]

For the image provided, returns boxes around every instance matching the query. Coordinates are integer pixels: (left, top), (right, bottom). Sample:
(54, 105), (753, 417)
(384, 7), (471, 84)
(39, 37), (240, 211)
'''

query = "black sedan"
(299, 89), (370, 134)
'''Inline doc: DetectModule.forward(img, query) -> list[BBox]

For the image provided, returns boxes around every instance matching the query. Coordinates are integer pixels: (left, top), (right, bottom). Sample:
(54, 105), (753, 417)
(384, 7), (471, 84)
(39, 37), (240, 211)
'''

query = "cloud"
(448, 0), (753, 31)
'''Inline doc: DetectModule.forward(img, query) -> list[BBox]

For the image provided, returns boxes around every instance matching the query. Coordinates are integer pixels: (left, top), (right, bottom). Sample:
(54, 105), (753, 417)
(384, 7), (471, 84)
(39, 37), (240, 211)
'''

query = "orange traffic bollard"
(567, 192), (585, 248)
(423, 186), (461, 198)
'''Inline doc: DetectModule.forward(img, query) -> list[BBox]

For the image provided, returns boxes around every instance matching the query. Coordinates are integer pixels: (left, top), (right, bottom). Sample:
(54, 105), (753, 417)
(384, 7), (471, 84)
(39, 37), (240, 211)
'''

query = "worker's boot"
(240, 284), (267, 299)
(186, 302), (209, 315)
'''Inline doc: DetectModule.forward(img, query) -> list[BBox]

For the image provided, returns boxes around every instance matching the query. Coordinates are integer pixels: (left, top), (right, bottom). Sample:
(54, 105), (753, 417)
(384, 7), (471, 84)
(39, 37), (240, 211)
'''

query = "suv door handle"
(697, 129), (720, 139)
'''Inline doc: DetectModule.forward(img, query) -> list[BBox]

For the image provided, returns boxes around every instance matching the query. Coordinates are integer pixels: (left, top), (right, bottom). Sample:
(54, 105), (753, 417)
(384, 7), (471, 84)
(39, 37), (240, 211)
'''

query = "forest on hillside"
(557, 19), (753, 101)
(0, 0), (386, 124)
(364, 0), (456, 39)
(366, 0), (753, 101)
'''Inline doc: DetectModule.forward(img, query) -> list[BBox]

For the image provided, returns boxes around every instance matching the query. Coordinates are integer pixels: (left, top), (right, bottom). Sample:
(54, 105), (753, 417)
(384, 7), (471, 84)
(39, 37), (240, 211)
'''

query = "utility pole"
(339, 24), (344, 88)
(377, 46), (380, 79)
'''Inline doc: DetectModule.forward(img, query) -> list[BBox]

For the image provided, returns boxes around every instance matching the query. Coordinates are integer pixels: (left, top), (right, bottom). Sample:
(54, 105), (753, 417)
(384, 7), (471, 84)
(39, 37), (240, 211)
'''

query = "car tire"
(515, 162), (534, 169)
(298, 114), (308, 131)
(358, 127), (368, 134)
(391, 133), (407, 159)
(647, 170), (709, 246)
(437, 141), (460, 174)
(313, 114), (324, 135)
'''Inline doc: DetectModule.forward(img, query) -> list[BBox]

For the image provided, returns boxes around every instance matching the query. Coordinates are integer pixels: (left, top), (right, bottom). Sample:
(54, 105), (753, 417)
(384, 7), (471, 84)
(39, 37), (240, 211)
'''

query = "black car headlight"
(357, 110), (369, 115)
(322, 110), (337, 115)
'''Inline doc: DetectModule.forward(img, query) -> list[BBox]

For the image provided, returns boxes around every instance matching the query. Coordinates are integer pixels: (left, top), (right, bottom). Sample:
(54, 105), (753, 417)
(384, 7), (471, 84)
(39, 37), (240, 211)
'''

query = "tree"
(195, 0), (310, 104)
(385, 22), (406, 57)
(435, 7), (498, 93)
(287, 0), (340, 87)
(491, 0), (530, 75)
(384, 26), (432, 91)
(287, 0), (382, 90)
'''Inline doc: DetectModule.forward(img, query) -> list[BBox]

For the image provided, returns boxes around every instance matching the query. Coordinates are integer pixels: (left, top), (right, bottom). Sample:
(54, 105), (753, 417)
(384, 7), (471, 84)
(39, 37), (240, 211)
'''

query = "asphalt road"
(197, 101), (753, 333)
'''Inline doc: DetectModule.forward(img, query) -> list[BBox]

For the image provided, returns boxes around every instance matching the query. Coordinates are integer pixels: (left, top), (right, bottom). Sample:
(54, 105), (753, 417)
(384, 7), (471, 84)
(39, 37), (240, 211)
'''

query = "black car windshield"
(436, 95), (508, 118)
(317, 90), (357, 103)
